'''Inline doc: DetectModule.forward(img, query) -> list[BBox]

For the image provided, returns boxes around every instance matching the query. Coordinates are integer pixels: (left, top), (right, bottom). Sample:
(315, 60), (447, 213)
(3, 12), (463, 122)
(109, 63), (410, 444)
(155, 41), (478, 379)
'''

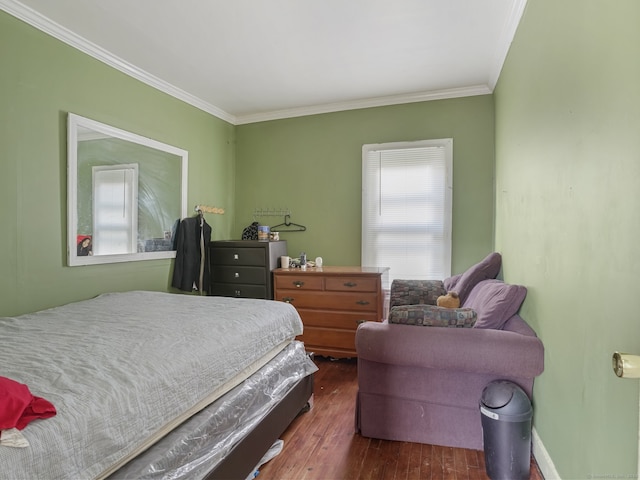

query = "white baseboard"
(532, 427), (561, 479)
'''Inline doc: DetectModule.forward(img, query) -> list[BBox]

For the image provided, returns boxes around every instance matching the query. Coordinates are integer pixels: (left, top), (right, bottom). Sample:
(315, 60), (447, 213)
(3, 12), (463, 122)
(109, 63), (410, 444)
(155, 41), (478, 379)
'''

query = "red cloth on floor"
(0, 376), (56, 430)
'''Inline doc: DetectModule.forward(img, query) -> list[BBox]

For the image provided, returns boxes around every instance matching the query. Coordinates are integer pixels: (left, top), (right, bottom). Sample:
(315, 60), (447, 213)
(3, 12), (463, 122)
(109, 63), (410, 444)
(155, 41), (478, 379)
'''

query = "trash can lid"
(481, 380), (516, 408)
(481, 380), (532, 417)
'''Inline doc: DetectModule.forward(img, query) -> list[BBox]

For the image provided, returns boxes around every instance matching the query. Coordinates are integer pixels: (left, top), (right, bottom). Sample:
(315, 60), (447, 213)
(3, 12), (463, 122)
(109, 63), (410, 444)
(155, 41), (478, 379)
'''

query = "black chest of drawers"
(209, 240), (287, 299)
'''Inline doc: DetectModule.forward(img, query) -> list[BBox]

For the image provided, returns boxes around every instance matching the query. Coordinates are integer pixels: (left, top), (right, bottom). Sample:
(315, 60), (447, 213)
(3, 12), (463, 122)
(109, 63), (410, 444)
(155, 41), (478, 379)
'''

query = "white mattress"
(0, 291), (303, 480)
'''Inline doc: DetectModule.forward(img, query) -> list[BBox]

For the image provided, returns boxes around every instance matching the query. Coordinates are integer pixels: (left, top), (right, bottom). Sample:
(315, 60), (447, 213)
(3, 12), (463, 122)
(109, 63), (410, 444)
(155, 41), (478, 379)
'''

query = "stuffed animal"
(436, 291), (460, 308)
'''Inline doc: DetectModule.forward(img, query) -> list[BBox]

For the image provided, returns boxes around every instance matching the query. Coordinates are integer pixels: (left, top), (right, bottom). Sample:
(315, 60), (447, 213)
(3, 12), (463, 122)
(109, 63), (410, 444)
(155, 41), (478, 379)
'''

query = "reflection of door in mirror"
(92, 164), (139, 255)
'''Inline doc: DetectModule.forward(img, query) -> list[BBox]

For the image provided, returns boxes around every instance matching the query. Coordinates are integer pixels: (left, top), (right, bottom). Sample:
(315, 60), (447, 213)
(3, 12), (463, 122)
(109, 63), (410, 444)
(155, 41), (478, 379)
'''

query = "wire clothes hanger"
(271, 214), (306, 232)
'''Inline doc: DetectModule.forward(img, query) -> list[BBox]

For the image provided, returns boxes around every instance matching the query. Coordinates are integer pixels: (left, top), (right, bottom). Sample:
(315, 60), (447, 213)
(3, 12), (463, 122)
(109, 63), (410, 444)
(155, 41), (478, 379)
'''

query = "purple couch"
(354, 253), (544, 450)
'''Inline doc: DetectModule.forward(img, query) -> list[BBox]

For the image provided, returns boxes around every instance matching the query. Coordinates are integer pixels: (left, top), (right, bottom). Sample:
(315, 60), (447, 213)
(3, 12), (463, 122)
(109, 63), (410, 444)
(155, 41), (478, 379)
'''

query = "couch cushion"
(389, 280), (446, 308)
(450, 252), (502, 304)
(388, 304), (477, 328)
(465, 279), (527, 330)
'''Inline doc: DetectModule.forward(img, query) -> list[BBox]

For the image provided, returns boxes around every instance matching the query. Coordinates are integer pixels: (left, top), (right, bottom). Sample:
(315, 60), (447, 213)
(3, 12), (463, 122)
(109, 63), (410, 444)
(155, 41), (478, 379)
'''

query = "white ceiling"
(2, 0), (526, 124)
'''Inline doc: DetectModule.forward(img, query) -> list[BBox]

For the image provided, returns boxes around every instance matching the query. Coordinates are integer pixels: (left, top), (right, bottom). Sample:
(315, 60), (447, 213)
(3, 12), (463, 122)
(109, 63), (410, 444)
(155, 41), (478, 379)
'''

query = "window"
(92, 164), (139, 255)
(362, 139), (452, 282)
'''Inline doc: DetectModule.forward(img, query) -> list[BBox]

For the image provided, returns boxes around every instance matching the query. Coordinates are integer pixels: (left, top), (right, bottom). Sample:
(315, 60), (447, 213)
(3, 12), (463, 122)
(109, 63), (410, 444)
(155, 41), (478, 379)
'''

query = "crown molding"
(2, 0), (500, 126)
(234, 85), (493, 125)
(488, 0), (527, 90)
(0, 0), (236, 124)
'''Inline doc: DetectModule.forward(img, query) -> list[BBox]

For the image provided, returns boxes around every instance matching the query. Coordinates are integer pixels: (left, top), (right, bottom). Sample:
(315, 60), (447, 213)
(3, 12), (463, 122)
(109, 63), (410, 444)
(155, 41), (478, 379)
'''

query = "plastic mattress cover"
(109, 341), (317, 480)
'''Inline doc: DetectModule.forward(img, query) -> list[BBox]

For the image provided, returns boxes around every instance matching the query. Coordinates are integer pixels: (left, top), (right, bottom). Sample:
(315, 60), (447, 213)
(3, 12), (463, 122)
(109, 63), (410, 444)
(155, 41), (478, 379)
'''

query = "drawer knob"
(234, 290), (241, 297)
(356, 300), (370, 306)
(282, 297), (295, 303)
(344, 282), (358, 288)
(293, 281), (304, 288)
(233, 254), (239, 260)
(234, 272), (240, 278)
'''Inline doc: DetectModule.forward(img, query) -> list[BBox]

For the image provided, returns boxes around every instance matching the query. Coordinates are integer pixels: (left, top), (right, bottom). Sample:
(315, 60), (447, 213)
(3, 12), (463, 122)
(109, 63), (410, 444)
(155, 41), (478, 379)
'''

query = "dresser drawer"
(274, 276), (324, 291)
(212, 265), (266, 285)
(299, 327), (357, 352)
(210, 283), (267, 299)
(324, 276), (378, 292)
(277, 291), (378, 312)
(209, 241), (287, 300)
(210, 247), (266, 266)
(297, 309), (378, 330)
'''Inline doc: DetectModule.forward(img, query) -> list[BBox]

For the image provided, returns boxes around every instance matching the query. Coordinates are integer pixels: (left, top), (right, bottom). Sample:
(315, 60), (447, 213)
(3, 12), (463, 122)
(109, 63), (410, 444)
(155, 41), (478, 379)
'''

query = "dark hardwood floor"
(258, 356), (543, 480)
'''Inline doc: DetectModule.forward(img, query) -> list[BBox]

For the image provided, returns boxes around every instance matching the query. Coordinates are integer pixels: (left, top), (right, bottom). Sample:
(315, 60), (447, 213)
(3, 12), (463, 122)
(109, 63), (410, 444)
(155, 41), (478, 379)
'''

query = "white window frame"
(92, 164), (139, 256)
(362, 139), (453, 282)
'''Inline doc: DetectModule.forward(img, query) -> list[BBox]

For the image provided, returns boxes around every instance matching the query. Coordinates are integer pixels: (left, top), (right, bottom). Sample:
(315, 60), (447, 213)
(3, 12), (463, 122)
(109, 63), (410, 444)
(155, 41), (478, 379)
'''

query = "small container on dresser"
(273, 266), (389, 358)
(209, 240), (287, 299)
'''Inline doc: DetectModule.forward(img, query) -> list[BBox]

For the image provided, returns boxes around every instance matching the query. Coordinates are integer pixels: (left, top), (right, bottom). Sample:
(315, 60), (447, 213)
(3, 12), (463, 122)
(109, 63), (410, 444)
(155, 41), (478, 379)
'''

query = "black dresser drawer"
(210, 247), (266, 266)
(210, 283), (267, 299)
(212, 265), (267, 285)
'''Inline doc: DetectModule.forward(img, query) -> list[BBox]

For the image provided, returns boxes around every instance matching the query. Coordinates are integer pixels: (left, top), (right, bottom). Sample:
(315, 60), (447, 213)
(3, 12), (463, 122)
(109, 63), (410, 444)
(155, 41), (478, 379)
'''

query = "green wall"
(0, 11), (235, 316)
(2, 8), (495, 317)
(235, 96), (496, 274)
(495, 0), (640, 477)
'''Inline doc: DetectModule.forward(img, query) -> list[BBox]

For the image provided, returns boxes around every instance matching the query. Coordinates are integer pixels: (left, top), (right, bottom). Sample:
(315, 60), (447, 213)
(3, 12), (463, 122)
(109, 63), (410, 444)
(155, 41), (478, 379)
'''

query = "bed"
(0, 291), (317, 480)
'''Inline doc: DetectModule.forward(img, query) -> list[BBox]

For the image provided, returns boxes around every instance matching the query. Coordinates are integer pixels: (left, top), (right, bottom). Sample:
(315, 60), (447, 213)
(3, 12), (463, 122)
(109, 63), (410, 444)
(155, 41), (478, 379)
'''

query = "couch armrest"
(389, 279), (446, 309)
(356, 320), (544, 379)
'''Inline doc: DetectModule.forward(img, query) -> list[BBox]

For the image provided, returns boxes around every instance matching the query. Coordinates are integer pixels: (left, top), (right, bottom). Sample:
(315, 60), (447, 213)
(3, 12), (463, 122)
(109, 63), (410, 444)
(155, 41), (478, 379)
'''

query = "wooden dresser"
(273, 266), (389, 358)
(209, 240), (287, 299)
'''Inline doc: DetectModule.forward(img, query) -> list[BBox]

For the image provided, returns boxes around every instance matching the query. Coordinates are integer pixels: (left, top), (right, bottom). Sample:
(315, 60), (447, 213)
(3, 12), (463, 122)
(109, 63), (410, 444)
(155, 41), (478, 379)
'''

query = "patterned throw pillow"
(388, 304), (477, 328)
(389, 280), (446, 308)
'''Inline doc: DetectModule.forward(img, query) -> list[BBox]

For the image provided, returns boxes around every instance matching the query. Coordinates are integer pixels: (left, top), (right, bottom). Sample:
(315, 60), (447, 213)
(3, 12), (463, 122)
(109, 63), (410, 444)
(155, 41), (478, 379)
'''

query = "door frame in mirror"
(67, 113), (188, 266)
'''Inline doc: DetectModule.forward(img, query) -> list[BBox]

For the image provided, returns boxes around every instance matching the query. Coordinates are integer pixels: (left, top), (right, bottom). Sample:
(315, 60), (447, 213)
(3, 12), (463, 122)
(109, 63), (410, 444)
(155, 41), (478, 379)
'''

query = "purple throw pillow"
(465, 279), (527, 329)
(443, 273), (462, 292)
(451, 252), (502, 304)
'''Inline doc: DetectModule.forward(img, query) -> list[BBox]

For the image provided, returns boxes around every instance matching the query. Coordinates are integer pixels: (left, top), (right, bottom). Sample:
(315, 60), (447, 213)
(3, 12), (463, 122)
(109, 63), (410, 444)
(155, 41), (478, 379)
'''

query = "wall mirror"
(67, 113), (188, 266)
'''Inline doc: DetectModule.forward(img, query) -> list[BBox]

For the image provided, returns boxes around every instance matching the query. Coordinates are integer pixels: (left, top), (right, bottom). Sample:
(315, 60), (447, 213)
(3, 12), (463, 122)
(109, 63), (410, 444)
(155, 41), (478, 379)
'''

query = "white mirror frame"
(67, 113), (188, 266)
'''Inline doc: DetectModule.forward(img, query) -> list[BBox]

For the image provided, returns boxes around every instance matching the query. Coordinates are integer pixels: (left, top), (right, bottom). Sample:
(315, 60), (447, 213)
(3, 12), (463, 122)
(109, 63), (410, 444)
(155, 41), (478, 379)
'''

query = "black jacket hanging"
(172, 216), (211, 293)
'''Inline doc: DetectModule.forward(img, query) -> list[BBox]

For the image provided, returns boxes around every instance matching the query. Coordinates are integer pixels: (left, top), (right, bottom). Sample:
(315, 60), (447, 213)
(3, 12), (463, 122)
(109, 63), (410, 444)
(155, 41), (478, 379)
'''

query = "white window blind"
(92, 164), (139, 256)
(362, 139), (452, 282)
